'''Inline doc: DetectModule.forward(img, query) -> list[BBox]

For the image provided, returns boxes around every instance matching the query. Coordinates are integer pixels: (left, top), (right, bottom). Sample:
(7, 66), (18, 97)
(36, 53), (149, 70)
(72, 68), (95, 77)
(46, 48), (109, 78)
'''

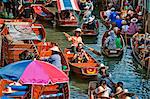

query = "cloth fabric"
(45, 54), (62, 70)
(68, 36), (83, 47)
(105, 31), (117, 49)
(127, 23), (138, 35)
(109, 11), (118, 22)
(115, 37), (122, 48)
(121, 25), (129, 33)
(115, 19), (122, 29)
(105, 10), (111, 19)
(95, 86), (111, 98)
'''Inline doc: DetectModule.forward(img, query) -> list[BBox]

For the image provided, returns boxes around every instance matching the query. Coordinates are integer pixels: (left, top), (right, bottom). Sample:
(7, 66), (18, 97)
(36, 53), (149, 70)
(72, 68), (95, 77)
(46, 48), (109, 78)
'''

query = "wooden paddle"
(63, 32), (101, 56)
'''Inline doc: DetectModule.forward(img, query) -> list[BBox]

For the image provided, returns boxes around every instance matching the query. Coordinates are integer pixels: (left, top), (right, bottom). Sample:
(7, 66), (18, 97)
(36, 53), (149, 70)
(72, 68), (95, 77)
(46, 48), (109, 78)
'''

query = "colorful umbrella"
(0, 60), (69, 85)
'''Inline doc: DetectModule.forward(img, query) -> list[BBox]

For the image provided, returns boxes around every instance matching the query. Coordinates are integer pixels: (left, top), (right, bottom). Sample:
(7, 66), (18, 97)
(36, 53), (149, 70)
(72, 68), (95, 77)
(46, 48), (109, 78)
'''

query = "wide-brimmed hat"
(131, 18), (138, 23)
(137, 12), (142, 16)
(122, 20), (127, 24)
(88, 15), (95, 23)
(80, 0), (86, 3)
(100, 63), (109, 69)
(110, 7), (115, 11)
(50, 46), (60, 52)
(74, 28), (82, 32)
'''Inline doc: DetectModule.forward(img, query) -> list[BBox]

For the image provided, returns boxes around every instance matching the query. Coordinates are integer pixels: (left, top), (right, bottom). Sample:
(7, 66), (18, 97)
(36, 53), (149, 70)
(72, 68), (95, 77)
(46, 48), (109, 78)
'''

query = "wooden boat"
(80, 20), (99, 44)
(99, 11), (112, 30)
(88, 80), (135, 99)
(131, 33), (150, 71)
(32, 5), (55, 21)
(101, 31), (125, 57)
(0, 79), (31, 98)
(64, 48), (99, 78)
(56, 0), (80, 27)
(32, 82), (70, 99)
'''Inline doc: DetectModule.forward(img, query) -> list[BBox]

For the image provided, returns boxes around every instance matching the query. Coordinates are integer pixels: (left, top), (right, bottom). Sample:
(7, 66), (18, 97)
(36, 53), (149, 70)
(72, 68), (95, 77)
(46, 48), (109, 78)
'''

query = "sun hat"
(122, 20), (127, 24)
(80, 0), (86, 3)
(74, 28), (82, 32)
(50, 46), (60, 52)
(131, 18), (138, 23)
(110, 7), (115, 11)
(137, 12), (142, 16)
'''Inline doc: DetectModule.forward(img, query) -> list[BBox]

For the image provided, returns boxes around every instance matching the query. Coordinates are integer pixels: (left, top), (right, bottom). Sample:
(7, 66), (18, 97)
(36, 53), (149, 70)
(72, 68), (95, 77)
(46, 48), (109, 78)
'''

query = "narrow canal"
(40, 17), (150, 98)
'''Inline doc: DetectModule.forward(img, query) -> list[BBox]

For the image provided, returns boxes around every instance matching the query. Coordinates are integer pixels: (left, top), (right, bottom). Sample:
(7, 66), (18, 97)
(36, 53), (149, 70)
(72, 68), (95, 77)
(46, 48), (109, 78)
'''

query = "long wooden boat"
(80, 20), (99, 44)
(64, 48), (99, 78)
(101, 31), (125, 57)
(32, 5), (55, 21)
(56, 0), (80, 27)
(0, 78), (70, 99)
(131, 33), (150, 71)
(0, 20), (70, 75)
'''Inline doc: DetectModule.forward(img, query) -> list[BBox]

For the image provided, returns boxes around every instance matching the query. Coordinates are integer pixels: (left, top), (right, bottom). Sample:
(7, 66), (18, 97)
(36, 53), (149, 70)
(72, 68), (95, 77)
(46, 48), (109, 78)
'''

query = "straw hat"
(137, 12), (142, 16)
(50, 46), (60, 52)
(80, 0), (86, 3)
(122, 20), (127, 24)
(88, 15), (95, 23)
(74, 28), (82, 32)
(110, 7), (115, 11)
(131, 18), (138, 23)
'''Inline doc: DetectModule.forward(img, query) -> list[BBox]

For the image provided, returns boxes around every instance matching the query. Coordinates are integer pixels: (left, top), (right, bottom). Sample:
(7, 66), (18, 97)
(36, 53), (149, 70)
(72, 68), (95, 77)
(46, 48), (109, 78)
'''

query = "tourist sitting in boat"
(97, 64), (112, 88)
(115, 31), (123, 49)
(66, 28), (84, 53)
(86, 16), (96, 30)
(70, 12), (76, 20)
(109, 8), (118, 23)
(121, 20), (129, 34)
(72, 43), (89, 63)
(41, 46), (62, 70)
(127, 18), (139, 35)
(105, 30), (117, 49)
(94, 80), (111, 98)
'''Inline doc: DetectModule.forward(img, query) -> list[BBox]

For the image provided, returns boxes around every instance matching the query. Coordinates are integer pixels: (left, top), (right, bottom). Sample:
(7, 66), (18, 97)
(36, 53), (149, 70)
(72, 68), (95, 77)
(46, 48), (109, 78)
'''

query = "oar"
(63, 32), (101, 56)
(84, 45), (101, 56)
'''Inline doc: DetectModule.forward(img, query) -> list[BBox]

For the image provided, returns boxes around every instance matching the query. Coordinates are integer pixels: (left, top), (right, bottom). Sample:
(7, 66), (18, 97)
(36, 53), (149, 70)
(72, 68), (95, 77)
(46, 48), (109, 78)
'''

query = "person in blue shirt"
(115, 16), (123, 29)
(109, 8), (118, 23)
(41, 46), (62, 70)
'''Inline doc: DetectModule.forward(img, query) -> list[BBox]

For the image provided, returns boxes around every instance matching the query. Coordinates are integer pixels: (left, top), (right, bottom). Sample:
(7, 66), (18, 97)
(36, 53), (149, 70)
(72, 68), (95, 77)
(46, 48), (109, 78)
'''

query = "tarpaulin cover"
(57, 0), (80, 12)
(0, 60), (69, 85)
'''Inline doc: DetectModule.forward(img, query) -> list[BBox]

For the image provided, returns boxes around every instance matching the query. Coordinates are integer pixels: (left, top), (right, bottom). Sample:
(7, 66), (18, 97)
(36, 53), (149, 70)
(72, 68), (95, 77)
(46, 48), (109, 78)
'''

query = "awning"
(57, 0), (80, 12)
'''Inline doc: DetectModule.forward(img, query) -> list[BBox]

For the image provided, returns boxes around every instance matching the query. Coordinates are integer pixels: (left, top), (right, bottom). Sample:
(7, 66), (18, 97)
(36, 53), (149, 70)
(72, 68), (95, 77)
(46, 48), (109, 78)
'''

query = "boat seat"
(71, 63), (98, 67)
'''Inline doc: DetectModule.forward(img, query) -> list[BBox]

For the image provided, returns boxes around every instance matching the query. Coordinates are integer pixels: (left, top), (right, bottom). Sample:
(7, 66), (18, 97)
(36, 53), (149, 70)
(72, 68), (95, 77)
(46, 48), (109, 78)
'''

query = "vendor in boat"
(93, 80), (111, 98)
(65, 28), (84, 53)
(41, 45), (62, 70)
(105, 30), (117, 50)
(72, 43), (89, 63)
(86, 15), (96, 30)
(115, 29), (123, 49)
(127, 18), (139, 35)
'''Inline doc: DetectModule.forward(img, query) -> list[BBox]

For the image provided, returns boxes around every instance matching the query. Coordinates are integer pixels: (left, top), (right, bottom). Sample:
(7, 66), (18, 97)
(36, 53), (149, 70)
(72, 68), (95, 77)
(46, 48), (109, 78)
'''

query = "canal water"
(39, 17), (150, 98)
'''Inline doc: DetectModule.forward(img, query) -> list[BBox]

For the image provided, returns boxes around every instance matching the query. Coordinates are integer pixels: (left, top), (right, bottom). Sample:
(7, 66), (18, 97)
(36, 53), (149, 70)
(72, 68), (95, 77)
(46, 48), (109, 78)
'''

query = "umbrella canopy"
(57, 0), (80, 12)
(0, 60), (69, 85)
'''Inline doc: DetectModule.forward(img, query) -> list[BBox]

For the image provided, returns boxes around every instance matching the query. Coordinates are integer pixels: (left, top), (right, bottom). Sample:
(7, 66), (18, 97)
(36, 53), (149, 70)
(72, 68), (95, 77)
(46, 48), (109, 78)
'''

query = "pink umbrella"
(19, 60), (69, 85)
